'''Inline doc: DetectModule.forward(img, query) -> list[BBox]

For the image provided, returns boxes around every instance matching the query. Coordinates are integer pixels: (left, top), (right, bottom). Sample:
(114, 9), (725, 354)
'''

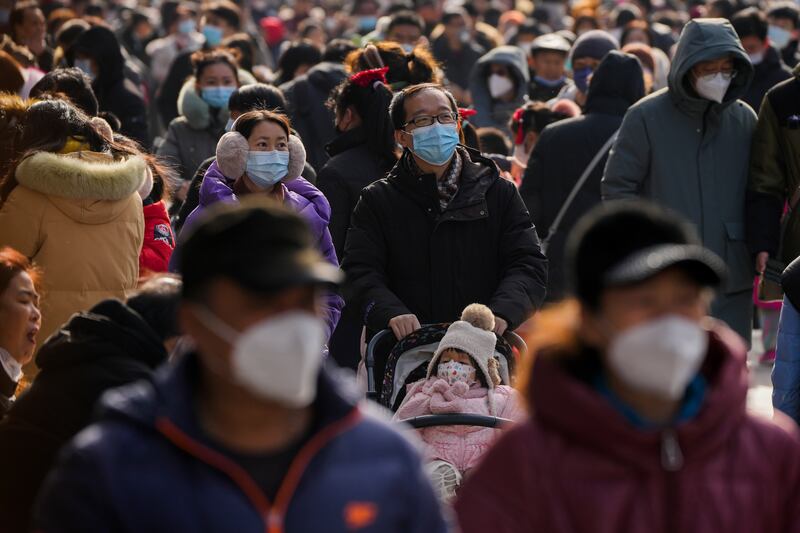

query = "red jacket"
(455, 325), (800, 533)
(140, 201), (174, 276)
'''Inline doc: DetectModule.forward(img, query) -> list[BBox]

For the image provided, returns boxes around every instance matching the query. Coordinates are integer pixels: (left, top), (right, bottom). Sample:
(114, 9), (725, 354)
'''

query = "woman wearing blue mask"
(180, 110), (343, 339)
(157, 49), (239, 205)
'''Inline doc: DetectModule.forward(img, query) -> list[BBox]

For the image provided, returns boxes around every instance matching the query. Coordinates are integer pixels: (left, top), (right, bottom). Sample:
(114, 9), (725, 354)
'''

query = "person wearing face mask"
(603, 18), (757, 344)
(522, 51), (645, 303)
(555, 29), (620, 107)
(732, 8), (791, 112)
(385, 10), (426, 54)
(343, 83), (548, 345)
(527, 33), (573, 102)
(393, 303), (525, 502)
(0, 275), (181, 533)
(469, 46), (530, 130)
(767, 3), (800, 68)
(432, 9), (485, 105)
(34, 199), (449, 533)
(158, 49), (240, 202)
(146, 5), (204, 86)
(179, 110), (343, 339)
(456, 201), (800, 532)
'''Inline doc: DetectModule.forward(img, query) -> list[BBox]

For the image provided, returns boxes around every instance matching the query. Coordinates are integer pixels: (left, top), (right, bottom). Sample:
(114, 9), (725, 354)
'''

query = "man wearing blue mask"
(34, 199), (449, 533)
(558, 30), (619, 107)
(385, 10), (426, 54)
(343, 83), (548, 341)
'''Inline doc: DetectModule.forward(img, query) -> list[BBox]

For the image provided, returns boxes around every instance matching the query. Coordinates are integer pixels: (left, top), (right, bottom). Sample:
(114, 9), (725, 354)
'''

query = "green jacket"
(603, 18), (756, 297)
(746, 63), (800, 264)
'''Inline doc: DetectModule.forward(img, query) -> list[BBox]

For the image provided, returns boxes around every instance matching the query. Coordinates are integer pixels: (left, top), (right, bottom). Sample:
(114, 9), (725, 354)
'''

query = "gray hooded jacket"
(602, 19), (757, 340)
(468, 46), (530, 130)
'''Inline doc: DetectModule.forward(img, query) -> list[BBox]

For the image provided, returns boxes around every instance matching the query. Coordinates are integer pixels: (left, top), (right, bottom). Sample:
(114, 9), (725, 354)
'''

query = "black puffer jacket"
(343, 147), (548, 332)
(520, 51), (645, 301)
(282, 62), (347, 172)
(742, 46), (792, 112)
(73, 26), (149, 146)
(0, 299), (168, 533)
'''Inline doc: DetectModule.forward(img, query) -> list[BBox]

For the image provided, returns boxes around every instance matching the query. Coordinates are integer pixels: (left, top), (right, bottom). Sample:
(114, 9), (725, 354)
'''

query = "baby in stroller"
(393, 304), (525, 500)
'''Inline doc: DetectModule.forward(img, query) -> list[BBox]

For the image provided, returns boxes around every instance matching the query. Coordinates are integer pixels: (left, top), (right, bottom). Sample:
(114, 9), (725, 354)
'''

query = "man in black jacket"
(0, 275), (182, 533)
(343, 83), (547, 340)
(520, 51), (645, 302)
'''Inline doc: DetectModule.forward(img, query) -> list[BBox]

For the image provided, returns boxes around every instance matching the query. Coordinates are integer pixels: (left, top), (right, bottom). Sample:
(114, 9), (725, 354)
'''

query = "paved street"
(747, 329), (773, 419)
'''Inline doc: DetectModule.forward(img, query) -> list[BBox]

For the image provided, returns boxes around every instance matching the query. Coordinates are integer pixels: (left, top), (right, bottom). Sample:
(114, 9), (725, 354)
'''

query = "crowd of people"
(2, 0), (800, 530)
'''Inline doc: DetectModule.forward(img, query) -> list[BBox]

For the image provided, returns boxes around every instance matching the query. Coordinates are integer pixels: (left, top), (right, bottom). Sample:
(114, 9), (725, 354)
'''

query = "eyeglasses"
(403, 112), (458, 128)
(696, 68), (737, 80)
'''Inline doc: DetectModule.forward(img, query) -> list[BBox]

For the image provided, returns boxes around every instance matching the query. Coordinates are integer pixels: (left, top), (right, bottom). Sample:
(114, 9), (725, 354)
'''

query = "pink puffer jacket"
(394, 378), (525, 472)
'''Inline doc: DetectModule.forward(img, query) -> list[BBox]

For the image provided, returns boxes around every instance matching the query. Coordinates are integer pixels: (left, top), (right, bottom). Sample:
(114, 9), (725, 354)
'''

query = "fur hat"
(427, 304), (501, 414)
(216, 130), (307, 182)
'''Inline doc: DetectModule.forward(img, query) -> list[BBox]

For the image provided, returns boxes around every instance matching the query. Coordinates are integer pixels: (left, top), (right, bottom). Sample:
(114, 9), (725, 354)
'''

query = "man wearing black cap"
(455, 201), (800, 532)
(34, 198), (448, 532)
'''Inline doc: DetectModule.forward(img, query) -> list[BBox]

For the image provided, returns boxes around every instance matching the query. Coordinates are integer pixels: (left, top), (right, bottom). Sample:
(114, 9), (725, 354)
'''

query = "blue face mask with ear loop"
(246, 150), (290, 188)
(202, 24), (224, 46)
(201, 86), (236, 108)
(408, 123), (460, 166)
(573, 66), (593, 93)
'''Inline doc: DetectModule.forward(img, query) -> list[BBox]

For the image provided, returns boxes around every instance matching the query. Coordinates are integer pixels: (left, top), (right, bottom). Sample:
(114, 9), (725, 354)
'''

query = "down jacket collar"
(177, 78), (230, 131)
(529, 323), (748, 472)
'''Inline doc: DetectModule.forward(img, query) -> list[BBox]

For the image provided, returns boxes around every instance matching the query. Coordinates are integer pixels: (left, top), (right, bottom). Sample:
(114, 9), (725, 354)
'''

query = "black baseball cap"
(566, 201), (726, 308)
(179, 197), (343, 300)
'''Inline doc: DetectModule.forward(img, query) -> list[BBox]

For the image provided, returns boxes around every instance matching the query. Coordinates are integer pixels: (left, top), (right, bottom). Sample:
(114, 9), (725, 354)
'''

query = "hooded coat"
(521, 51), (644, 301)
(156, 79), (229, 184)
(181, 161), (343, 338)
(281, 62), (348, 172)
(468, 46), (530, 130)
(33, 354), (449, 533)
(0, 299), (168, 533)
(602, 19), (757, 342)
(455, 324), (800, 532)
(742, 46), (792, 112)
(73, 27), (149, 147)
(0, 151), (145, 351)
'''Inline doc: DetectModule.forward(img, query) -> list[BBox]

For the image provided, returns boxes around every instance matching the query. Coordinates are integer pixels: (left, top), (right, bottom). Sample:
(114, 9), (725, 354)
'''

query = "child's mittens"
(431, 379), (450, 395)
(450, 380), (470, 397)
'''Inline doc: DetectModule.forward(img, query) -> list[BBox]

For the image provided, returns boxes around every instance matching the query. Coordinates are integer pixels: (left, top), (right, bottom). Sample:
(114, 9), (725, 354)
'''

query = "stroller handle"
(396, 414), (515, 429)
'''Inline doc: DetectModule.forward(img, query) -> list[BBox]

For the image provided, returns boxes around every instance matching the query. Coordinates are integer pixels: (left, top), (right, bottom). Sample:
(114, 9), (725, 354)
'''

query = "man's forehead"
(406, 90), (451, 115)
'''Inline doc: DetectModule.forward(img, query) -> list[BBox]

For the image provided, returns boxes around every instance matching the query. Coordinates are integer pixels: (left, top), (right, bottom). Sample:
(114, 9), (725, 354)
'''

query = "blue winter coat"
(774, 297), (800, 424)
(34, 354), (450, 533)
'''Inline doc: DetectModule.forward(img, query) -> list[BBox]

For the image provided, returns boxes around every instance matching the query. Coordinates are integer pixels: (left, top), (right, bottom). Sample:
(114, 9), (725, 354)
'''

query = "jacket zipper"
(661, 429), (683, 533)
(156, 407), (361, 533)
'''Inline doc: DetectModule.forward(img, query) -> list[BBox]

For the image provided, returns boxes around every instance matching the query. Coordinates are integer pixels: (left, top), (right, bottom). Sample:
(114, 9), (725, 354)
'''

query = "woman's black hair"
(228, 83), (287, 114)
(508, 101), (567, 139)
(233, 109), (291, 140)
(327, 72), (397, 164)
(274, 40), (322, 86)
(346, 42), (440, 90)
(222, 32), (255, 72)
(30, 67), (100, 116)
(126, 274), (183, 343)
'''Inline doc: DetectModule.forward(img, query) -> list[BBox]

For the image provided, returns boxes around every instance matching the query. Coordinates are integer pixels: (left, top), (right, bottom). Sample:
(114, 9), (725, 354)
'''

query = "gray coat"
(602, 18), (757, 342)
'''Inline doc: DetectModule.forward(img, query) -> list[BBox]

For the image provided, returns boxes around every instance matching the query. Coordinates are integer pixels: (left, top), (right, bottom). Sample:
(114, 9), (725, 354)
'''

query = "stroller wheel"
(425, 460), (462, 503)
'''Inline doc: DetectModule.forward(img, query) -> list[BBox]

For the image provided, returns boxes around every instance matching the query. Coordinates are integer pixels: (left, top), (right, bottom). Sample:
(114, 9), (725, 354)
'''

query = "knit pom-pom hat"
(427, 304), (501, 413)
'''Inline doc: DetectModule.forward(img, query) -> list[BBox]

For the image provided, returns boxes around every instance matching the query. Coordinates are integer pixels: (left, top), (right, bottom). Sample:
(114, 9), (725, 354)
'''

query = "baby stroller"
(365, 323), (526, 425)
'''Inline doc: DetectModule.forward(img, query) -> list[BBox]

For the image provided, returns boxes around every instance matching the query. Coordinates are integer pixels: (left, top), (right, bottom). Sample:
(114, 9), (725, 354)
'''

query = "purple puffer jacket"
(182, 161), (343, 338)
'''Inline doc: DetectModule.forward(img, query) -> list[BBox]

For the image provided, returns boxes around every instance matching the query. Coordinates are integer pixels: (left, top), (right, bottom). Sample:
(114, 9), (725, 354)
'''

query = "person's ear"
(395, 129), (412, 150)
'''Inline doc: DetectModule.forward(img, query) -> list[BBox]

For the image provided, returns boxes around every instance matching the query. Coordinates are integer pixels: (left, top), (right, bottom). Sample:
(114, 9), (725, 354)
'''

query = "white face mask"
(488, 73), (514, 99)
(748, 51), (765, 65)
(195, 308), (326, 408)
(607, 315), (708, 400)
(693, 72), (732, 103)
(437, 360), (477, 386)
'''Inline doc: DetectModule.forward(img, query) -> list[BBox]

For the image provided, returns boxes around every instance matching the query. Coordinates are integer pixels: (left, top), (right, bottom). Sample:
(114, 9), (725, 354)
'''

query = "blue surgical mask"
(247, 150), (290, 188)
(74, 58), (96, 81)
(769, 25), (793, 50)
(357, 16), (377, 33)
(401, 43), (415, 54)
(202, 24), (224, 46)
(201, 86), (236, 108)
(409, 123), (459, 166)
(178, 19), (196, 35)
(573, 66), (592, 94)
(534, 75), (566, 88)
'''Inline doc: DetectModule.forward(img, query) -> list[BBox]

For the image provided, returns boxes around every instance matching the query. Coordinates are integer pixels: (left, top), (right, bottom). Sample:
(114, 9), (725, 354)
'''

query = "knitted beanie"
(427, 304), (499, 413)
(569, 29), (619, 62)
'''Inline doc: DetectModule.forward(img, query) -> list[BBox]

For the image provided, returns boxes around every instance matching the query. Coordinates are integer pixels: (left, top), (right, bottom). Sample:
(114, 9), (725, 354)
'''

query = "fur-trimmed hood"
(177, 79), (230, 131)
(15, 150), (146, 223)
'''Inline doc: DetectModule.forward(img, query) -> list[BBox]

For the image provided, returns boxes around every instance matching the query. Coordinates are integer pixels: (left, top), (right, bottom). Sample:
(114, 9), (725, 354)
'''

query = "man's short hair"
(732, 7), (768, 42)
(768, 2), (800, 28)
(203, 1), (241, 30)
(388, 10), (424, 33)
(228, 83), (287, 114)
(322, 38), (358, 63)
(126, 275), (183, 342)
(389, 83), (458, 130)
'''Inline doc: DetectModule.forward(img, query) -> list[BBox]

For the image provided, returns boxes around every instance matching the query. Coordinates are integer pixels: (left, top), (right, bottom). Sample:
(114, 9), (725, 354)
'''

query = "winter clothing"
(742, 46), (792, 112)
(394, 379), (524, 472)
(34, 353), (449, 533)
(747, 64), (800, 264)
(569, 30), (620, 63)
(140, 200), (174, 276)
(521, 51), (645, 301)
(432, 36), (485, 92)
(181, 161), (343, 338)
(528, 77), (572, 103)
(602, 19), (757, 343)
(0, 151), (145, 352)
(469, 46), (531, 130)
(0, 355), (15, 418)
(317, 127), (394, 259)
(145, 32), (204, 85)
(342, 146), (548, 333)
(73, 27), (149, 146)
(0, 299), (168, 533)
(157, 79), (228, 185)
(456, 323), (800, 532)
(281, 62), (348, 171)
(773, 256), (800, 423)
